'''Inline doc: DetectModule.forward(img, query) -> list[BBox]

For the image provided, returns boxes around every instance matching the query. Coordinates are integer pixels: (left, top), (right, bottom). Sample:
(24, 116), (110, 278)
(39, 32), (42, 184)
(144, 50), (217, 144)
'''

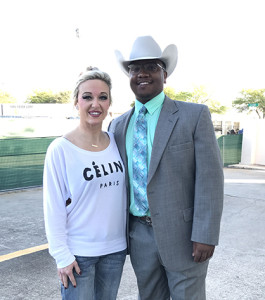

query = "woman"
(43, 67), (127, 300)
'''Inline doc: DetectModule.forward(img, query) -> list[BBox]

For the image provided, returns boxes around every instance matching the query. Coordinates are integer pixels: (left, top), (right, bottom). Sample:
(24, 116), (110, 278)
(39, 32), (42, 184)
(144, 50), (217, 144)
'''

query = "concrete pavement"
(0, 167), (265, 299)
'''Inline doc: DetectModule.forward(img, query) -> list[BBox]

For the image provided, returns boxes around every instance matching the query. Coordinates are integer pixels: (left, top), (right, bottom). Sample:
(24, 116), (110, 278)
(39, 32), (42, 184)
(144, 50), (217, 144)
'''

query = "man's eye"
(130, 66), (140, 73)
(146, 64), (156, 72)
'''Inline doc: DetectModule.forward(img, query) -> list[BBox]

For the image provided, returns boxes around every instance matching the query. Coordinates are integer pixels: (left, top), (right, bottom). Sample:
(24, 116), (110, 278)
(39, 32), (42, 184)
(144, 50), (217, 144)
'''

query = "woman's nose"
(91, 98), (100, 107)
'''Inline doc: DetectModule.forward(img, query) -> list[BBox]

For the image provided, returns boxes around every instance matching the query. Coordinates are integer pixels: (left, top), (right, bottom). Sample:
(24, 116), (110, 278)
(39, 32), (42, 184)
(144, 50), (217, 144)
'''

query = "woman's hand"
(58, 260), (81, 289)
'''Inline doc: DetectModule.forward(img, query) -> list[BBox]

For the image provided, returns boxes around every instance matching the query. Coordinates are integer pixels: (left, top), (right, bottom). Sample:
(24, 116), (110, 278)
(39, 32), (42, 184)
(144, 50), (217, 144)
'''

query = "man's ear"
(164, 71), (167, 84)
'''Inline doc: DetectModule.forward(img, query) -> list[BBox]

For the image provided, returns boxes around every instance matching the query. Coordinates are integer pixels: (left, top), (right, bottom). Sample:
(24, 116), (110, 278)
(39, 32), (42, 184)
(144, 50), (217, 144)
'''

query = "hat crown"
(115, 35), (178, 77)
(129, 36), (162, 60)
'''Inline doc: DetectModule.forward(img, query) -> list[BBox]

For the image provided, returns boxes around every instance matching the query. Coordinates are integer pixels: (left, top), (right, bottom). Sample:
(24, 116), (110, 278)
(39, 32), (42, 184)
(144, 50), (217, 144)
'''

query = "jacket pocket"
(168, 141), (193, 152)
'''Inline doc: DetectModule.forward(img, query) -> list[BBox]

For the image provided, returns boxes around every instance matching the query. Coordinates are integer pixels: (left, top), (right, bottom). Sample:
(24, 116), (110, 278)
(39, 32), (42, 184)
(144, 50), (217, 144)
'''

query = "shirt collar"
(135, 91), (165, 115)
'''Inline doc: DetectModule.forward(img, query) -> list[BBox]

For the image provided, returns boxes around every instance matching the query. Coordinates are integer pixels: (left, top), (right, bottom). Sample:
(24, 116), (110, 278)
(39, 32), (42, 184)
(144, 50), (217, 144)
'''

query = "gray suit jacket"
(109, 96), (224, 271)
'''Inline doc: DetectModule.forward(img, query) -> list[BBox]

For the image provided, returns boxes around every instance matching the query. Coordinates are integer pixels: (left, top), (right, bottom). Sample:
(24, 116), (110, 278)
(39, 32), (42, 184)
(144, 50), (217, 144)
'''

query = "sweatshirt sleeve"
(43, 140), (75, 268)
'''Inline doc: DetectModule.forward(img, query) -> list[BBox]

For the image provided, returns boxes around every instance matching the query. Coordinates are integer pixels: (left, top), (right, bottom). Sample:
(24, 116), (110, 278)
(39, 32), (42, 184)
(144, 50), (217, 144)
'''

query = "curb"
(226, 164), (265, 171)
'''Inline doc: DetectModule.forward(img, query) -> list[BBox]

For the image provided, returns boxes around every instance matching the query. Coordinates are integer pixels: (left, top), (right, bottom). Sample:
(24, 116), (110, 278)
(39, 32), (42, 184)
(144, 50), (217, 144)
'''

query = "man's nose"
(138, 66), (149, 76)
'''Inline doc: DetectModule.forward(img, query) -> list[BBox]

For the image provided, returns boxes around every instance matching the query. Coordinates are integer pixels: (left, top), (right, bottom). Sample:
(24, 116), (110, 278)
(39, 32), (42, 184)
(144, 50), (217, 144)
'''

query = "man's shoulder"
(165, 96), (208, 113)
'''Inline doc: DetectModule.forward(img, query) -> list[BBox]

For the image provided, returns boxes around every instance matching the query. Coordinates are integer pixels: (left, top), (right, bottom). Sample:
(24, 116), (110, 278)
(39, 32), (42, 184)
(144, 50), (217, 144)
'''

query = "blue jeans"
(61, 249), (127, 300)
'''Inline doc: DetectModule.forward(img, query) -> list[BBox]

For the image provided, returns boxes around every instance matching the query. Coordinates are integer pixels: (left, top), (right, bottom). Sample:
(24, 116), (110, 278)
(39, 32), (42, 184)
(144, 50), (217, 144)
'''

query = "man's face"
(128, 60), (167, 104)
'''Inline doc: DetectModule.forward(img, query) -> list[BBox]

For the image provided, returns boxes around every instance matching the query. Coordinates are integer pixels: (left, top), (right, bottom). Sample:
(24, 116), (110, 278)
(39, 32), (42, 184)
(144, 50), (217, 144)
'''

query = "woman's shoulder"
(46, 136), (68, 157)
(48, 136), (65, 148)
(106, 131), (121, 151)
(107, 131), (114, 139)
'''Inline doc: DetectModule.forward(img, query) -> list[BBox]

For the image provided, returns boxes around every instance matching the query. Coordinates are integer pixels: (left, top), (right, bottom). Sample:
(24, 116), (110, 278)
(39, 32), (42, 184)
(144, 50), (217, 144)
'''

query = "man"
(109, 36), (224, 300)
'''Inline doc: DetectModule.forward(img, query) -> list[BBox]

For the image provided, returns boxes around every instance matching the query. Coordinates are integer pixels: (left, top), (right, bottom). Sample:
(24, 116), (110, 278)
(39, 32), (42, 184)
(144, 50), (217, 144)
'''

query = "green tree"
(0, 90), (16, 103)
(56, 91), (73, 104)
(26, 90), (72, 104)
(164, 87), (192, 101)
(164, 86), (227, 114)
(232, 89), (265, 119)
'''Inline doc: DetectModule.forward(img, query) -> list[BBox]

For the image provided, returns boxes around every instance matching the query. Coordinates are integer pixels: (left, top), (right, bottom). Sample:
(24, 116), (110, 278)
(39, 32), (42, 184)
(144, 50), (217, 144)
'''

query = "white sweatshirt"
(43, 133), (126, 268)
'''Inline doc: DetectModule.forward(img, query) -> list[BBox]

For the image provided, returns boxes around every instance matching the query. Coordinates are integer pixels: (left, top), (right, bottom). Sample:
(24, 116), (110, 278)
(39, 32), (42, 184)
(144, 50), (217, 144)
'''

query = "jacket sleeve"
(191, 105), (224, 245)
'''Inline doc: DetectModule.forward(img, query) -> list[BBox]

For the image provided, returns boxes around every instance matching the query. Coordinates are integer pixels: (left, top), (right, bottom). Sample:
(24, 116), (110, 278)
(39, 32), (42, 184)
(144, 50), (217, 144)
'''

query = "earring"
(76, 105), (79, 110)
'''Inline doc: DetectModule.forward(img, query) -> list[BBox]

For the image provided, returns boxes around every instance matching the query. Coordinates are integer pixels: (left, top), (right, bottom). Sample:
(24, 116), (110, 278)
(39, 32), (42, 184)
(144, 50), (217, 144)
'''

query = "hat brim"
(115, 44), (178, 77)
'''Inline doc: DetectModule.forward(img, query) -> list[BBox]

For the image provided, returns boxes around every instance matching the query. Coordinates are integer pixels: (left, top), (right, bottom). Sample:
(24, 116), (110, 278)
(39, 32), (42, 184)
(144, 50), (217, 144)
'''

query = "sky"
(0, 0), (265, 113)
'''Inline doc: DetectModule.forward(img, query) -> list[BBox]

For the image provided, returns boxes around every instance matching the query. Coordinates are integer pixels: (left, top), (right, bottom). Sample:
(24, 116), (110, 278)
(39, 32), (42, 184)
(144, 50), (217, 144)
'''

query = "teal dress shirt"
(126, 91), (165, 216)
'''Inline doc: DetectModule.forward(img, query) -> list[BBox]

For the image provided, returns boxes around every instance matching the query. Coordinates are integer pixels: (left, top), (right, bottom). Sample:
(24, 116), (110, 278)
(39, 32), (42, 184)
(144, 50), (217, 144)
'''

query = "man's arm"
(191, 105), (224, 250)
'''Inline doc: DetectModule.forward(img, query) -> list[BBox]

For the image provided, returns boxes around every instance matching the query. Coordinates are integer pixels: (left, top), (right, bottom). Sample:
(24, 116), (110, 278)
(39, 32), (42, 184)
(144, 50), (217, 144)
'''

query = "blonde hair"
(73, 67), (112, 105)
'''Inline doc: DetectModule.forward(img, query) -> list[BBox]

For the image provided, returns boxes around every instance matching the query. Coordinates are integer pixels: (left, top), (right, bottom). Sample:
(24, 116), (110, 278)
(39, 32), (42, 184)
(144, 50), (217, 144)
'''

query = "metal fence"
(0, 137), (57, 191)
(0, 135), (243, 192)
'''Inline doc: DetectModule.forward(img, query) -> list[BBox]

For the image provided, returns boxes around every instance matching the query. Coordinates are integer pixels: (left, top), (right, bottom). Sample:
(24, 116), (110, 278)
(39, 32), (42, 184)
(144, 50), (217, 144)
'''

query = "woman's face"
(77, 79), (110, 127)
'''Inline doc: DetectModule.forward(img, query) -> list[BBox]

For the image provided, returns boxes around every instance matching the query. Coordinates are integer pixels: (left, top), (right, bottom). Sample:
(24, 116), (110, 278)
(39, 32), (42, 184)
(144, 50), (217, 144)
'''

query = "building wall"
(240, 119), (265, 165)
(1, 103), (76, 118)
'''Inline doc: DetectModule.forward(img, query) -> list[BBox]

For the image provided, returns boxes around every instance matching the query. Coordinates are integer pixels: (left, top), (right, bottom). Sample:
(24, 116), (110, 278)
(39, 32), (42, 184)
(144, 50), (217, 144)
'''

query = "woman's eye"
(82, 95), (92, 100)
(100, 96), (108, 100)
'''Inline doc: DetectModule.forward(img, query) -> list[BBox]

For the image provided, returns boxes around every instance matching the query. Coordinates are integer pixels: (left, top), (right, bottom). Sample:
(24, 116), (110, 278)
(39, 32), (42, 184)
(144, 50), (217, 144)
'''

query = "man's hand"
(192, 242), (215, 263)
(58, 260), (81, 289)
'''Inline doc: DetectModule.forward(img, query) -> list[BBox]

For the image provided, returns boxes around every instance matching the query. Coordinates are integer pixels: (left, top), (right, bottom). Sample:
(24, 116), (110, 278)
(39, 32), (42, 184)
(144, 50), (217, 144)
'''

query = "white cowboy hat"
(115, 36), (178, 77)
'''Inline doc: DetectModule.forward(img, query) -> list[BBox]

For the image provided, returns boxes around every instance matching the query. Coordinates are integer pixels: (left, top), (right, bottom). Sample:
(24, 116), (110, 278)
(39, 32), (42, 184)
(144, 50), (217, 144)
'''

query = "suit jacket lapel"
(114, 108), (134, 189)
(148, 97), (179, 184)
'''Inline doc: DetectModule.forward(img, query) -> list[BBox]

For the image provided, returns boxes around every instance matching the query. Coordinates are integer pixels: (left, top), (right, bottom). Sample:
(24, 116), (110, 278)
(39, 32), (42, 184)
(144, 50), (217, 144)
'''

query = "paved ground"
(0, 167), (265, 300)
